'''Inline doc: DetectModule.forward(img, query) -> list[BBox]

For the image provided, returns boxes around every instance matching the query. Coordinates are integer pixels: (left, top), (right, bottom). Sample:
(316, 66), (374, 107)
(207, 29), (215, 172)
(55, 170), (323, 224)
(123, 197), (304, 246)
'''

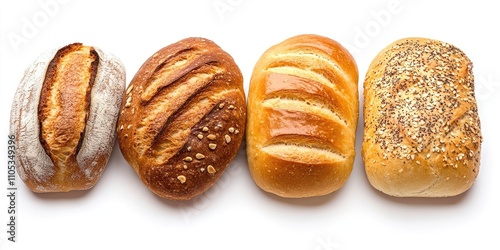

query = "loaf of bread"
(362, 38), (482, 197)
(246, 34), (359, 198)
(117, 37), (246, 200)
(10, 43), (126, 192)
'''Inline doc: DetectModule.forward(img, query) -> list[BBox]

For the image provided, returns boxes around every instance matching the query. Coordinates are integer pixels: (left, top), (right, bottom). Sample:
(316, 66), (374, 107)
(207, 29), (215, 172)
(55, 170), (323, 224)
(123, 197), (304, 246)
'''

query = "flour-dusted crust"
(10, 43), (126, 192)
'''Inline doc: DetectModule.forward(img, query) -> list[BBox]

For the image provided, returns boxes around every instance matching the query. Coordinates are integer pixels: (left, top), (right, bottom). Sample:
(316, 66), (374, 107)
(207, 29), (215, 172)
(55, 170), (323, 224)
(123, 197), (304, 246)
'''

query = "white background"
(1, 1), (499, 249)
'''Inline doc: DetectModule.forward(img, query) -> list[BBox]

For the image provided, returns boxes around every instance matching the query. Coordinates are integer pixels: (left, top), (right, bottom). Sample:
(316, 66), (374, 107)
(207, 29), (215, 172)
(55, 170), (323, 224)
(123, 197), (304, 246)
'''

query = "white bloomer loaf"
(10, 43), (126, 192)
(246, 34), (359, 198)
(362, 38), (482, 197)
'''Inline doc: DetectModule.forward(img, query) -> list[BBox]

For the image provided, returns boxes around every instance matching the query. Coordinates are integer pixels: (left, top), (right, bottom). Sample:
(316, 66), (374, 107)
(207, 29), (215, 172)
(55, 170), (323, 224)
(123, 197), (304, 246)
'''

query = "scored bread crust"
(246, 34), (359, 198)
(117, 37), (246, 200)
(10, 43), (126, 192)
(362, 38), (482, 197)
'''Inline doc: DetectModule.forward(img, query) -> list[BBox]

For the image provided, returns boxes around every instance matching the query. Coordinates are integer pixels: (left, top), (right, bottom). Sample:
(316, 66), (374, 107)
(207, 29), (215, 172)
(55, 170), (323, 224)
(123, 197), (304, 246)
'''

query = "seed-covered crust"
(362, 38), (482, 197)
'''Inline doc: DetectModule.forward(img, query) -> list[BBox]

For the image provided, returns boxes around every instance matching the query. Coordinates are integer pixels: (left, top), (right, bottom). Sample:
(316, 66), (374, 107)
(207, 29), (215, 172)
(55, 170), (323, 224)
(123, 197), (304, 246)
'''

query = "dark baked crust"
(117, 37), (246, 200)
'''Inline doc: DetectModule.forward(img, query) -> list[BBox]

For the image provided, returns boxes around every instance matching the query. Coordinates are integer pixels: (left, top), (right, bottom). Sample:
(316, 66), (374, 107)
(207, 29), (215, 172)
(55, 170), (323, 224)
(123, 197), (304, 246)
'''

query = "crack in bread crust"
(38, 43), (98, 174)
(135, 64), (224, 159)
(141, 48), (219, 103)
(149, 89), (240, 165)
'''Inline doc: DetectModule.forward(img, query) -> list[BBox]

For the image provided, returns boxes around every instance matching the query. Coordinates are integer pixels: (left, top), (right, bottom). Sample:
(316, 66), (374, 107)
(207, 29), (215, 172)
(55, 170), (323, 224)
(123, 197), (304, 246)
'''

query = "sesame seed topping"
(177, 175), (186, 184)
(119, 125), (124, 130)
(219, 103), (225, 108)
(183, 157), (193, 162)
(228, 127), (235, 133)
(200, 168), (205, 172)
(366, 38), (481, 167)
(228, 105), (235, 110)
(207, 134), (216, 140)
(209, 143), (217, 150)
(197, 134), (204, 140)
(234, 129), (240, 135)
(225, 135), (231, 144)
(195, 153), (205, 160)
(202, 127), (209, 132)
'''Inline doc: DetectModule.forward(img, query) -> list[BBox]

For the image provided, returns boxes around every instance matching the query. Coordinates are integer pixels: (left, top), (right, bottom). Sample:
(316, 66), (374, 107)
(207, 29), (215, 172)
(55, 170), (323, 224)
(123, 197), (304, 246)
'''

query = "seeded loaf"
(117, 37), (245, 200)
(362, 38), (482, 197)
(10, 43), (126, 192)
(246, 34), (359, 198)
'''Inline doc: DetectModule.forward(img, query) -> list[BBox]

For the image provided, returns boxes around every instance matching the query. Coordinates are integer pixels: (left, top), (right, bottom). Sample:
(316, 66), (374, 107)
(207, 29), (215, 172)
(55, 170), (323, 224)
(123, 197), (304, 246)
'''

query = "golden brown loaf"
(246, 34), (359, 198)
(117, 37), (246, 200)
(10, 43), (126, 192)
(362, 38), (482, 197)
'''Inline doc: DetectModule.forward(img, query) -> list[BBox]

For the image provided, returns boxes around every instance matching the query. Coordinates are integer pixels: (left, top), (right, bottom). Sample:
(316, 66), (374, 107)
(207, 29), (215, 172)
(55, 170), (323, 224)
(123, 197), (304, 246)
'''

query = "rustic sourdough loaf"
(117, 37), (246, 200)
(10, 43), (126, 192)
